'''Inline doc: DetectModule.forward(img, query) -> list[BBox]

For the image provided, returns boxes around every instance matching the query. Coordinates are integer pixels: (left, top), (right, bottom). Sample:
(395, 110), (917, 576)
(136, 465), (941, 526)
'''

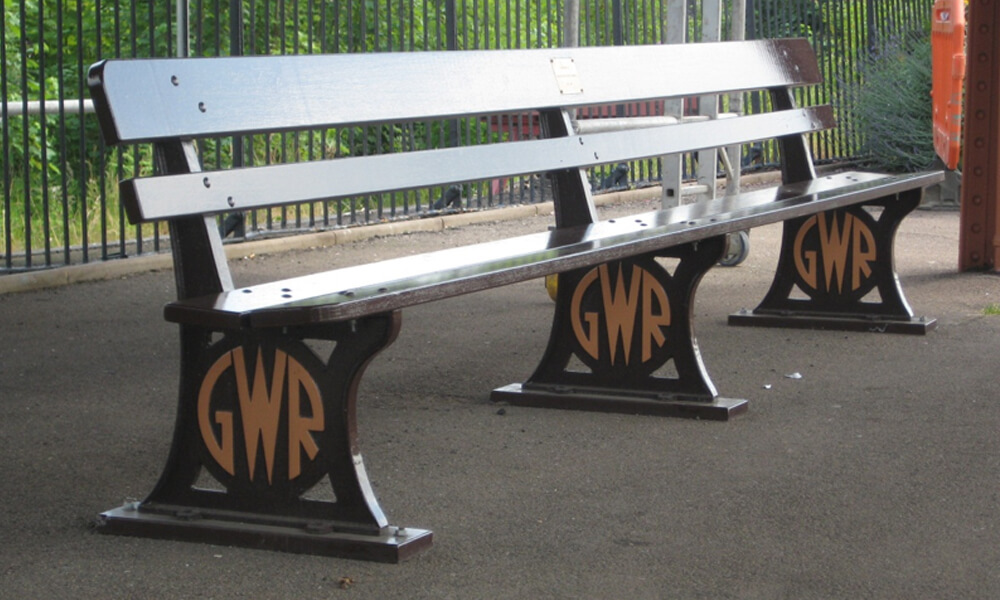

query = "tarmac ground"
(1, 196), (998, 599)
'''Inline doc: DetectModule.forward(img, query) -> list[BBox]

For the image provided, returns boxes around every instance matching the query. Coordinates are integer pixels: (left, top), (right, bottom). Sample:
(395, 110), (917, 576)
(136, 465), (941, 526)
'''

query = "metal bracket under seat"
(493, 236), (747, 420)
(729, 186), (936, 334)
(98, 314), (432, 563)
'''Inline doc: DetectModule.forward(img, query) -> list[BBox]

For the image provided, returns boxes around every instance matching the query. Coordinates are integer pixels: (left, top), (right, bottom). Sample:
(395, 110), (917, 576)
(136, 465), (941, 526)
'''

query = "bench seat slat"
(124, 106), (834, 223)
(90, 39), (820, 145)
(163, 170), (943, 330)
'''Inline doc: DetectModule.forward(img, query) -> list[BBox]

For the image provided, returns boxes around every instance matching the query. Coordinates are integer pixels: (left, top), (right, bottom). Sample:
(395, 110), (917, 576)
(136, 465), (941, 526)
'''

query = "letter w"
(818, 212), (851, 293)
(600, 263), (641, 365)
(232, 347), (286, 484)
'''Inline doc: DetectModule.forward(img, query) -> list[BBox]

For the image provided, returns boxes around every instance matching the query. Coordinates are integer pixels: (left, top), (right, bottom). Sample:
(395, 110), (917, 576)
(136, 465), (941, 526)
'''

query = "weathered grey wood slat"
(123, 106), (834, 223)
(88, 38), (820, 144)
(163, 171), (943, 330)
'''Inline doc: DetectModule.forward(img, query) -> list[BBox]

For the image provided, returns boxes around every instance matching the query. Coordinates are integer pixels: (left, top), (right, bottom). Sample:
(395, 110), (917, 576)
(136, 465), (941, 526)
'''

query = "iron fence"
(2, 0), (931, 273)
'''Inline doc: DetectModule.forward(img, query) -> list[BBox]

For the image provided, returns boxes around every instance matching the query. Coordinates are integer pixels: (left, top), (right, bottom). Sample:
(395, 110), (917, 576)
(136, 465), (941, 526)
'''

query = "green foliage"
(752, 0), (825, 39)
(849, 34), (934, 172)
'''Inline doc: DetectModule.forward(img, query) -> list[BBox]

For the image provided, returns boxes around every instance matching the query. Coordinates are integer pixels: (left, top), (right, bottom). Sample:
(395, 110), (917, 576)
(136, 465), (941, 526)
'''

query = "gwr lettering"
(570, 263), (671, 366)
(198, 346), (324, 483)
(793, 211), (876, 293)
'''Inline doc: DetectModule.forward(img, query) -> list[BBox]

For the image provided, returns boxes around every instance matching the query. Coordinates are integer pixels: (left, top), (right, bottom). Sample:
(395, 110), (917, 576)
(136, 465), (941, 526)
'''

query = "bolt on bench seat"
(87, 38), (942, 562)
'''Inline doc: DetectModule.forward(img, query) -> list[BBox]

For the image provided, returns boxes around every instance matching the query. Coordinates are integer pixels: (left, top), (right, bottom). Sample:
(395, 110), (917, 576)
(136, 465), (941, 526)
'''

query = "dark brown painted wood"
(121, 107), (834, 223)
(164, 171), (942, 330)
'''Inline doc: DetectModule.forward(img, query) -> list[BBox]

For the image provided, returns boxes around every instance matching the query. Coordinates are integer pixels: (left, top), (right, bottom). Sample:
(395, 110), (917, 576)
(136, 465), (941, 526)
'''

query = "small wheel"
(719, 230), (750, 267)
(545, 274), (559, 301)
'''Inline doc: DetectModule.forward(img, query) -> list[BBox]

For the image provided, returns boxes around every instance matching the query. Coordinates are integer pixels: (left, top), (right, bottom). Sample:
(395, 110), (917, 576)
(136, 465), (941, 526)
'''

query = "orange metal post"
(960, 0), (1000, 272)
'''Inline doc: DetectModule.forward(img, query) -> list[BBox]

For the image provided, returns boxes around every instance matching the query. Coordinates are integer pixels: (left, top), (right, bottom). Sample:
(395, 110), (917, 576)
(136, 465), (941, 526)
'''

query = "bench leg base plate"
(97, 504), (432, 564)
(728, 310), (936, 335)
(492, 384), (747, 421)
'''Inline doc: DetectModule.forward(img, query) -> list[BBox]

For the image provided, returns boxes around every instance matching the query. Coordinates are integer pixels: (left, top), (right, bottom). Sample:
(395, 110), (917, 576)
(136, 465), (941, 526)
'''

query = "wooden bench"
(87, 38), (942, 562)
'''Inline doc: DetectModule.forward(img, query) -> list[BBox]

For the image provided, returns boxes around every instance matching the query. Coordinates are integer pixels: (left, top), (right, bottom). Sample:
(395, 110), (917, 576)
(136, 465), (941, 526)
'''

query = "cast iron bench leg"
(494, 235), (747, 421)
(98, 312), (432, 563)
(729, 189), (936, 334)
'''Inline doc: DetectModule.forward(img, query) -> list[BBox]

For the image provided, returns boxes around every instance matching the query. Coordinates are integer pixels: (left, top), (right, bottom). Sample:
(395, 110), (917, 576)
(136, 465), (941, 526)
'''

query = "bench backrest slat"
(89, 39), (820, 144)
(124, 106), (833, 223)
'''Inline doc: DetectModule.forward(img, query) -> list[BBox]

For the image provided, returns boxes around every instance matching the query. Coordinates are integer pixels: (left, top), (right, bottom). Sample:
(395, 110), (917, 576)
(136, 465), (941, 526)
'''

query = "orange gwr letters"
(599, 263), (641, 365)
(571, 268), (601, 360)
(197, 345), (326, 484)
(198, 351), (236, 476)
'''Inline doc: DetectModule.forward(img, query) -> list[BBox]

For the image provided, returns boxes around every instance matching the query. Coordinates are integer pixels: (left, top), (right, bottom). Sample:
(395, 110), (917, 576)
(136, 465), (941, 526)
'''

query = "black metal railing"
(1, 0), (932, 273)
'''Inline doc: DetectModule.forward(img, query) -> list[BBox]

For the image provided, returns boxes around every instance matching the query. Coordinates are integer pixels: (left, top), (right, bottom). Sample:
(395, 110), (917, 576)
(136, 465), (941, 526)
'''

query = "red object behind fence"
(931, 0), (966, 170)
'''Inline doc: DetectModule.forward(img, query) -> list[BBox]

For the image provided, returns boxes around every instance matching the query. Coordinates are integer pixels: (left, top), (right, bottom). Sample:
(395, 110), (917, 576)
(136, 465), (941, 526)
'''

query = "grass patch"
(984, 304), (1000, 316)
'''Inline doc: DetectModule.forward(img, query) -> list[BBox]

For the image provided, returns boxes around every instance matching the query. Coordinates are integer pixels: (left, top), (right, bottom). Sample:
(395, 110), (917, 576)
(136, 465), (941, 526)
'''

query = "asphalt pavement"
(1, 197), (997, 599)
